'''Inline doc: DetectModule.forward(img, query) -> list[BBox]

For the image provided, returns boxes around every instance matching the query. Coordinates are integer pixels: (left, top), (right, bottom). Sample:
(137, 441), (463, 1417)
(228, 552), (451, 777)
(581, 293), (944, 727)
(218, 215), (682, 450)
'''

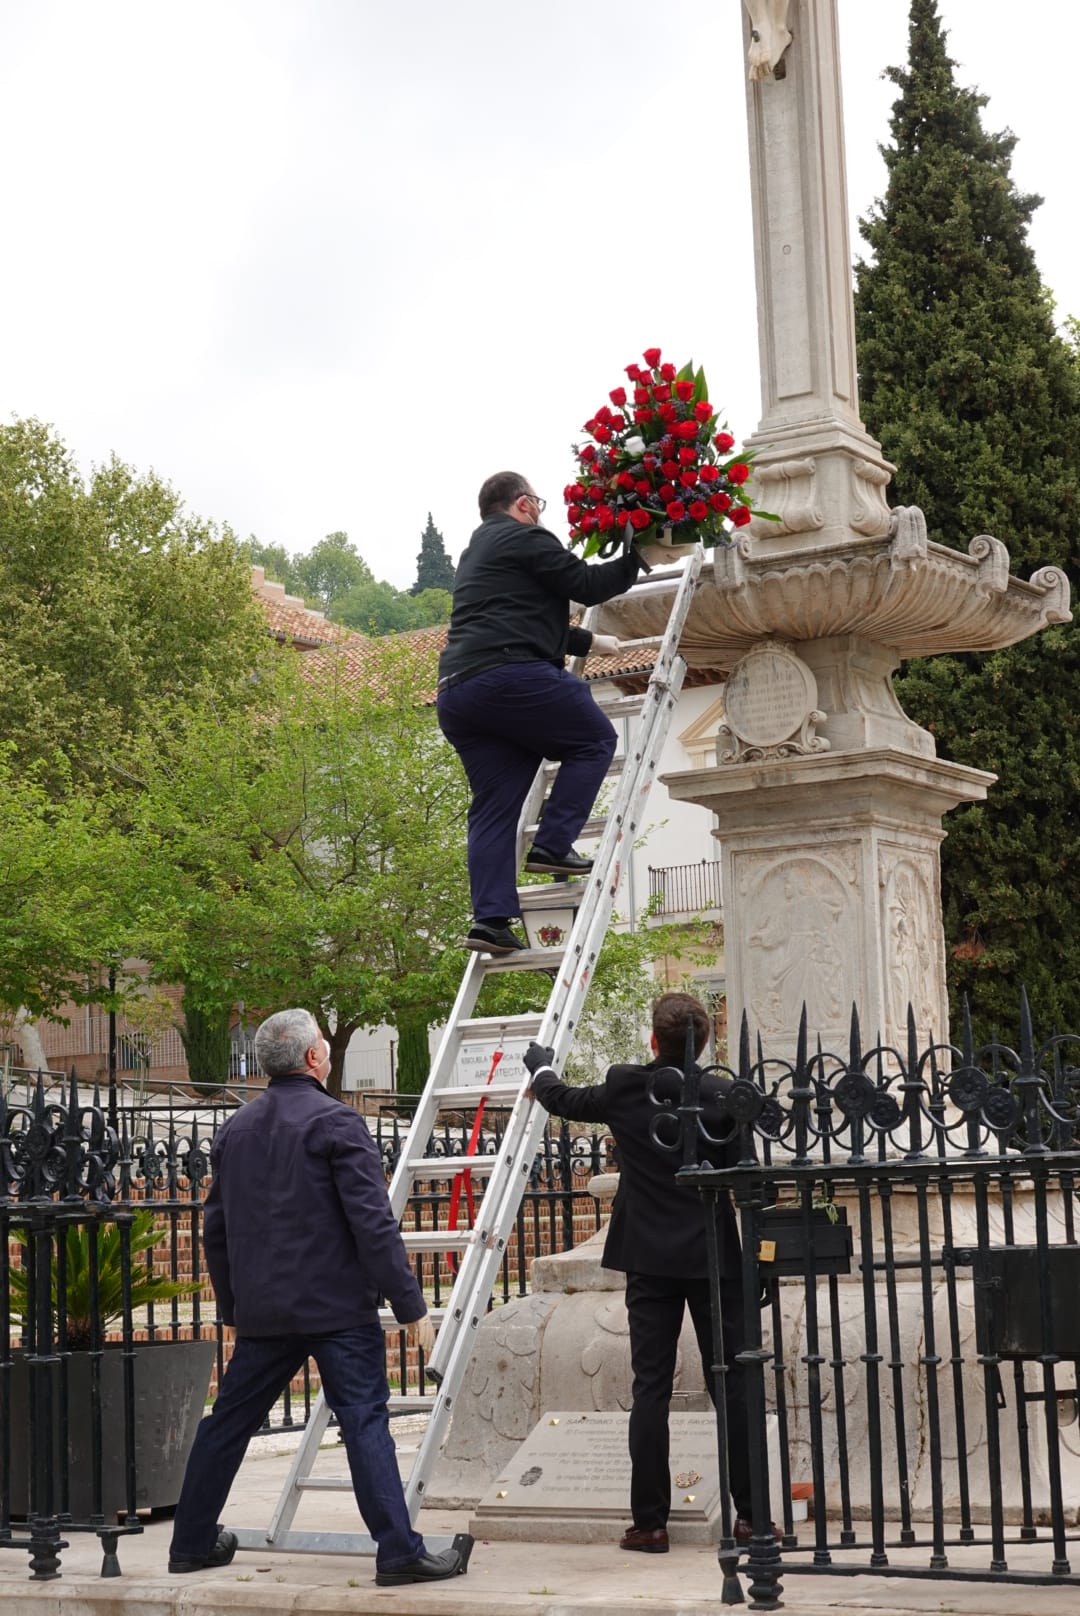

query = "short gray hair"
(254, 1008), (322, 1078)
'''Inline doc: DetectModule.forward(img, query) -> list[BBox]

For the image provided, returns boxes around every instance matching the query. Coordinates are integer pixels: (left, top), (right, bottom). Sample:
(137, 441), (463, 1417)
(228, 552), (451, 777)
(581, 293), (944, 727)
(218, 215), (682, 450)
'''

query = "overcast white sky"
(3, 2), (1078, 592)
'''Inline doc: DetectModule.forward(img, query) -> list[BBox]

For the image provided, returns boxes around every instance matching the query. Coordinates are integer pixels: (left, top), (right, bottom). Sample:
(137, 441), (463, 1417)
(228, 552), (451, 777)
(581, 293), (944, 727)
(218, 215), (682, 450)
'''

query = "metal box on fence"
(755, 1204), (854, 1278)
(975, 1244), (1080, 1359)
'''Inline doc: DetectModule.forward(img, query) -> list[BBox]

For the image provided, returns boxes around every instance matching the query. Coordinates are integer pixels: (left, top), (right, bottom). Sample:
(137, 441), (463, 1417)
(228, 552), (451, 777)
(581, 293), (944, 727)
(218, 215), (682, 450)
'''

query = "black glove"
(524, 1042), (556, 1076)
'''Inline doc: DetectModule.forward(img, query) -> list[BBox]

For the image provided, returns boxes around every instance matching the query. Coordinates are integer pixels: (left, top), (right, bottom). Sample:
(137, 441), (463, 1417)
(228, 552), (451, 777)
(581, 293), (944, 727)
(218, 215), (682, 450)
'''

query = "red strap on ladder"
(445, 1048), (503, 1266)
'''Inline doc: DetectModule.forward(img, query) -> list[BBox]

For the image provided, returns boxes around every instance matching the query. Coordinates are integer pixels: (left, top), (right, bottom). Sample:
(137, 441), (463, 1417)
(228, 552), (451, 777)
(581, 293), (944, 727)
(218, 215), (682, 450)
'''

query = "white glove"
(590, 634), (622, 656)
(409, 1313), (436, 1357)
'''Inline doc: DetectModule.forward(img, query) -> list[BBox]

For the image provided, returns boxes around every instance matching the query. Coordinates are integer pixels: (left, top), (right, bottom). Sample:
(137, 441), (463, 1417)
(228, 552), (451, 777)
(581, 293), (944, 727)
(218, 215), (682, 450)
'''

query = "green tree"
(332, 579), (451, 635)
(294, 531), (372, 611)
(410, 513), (455, 595)
(179, 991), (233, 1095)
(0, 419), (265, 791)
(244, 537), (300, 592)
(854, 0), (1080, 1036)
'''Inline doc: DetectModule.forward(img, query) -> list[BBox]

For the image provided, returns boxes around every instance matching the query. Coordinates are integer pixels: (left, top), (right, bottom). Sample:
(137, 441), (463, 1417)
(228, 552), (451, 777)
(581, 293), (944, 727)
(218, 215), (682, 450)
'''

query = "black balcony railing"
(648, 858), (723, 915)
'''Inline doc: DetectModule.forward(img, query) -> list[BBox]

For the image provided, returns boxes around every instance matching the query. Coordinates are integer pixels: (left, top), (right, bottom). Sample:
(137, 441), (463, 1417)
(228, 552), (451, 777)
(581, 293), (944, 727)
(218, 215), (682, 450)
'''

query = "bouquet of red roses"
(564, 346), (774, 557)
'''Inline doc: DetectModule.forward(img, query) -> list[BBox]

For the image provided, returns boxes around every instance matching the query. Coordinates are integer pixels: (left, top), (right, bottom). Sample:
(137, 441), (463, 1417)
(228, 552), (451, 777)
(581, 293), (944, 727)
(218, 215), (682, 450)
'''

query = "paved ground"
(1, 1432), (1076, 1615)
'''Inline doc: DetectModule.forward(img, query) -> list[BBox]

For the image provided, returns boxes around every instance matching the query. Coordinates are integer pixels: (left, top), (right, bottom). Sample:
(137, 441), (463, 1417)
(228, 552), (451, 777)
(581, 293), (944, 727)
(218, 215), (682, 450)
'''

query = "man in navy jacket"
(168, 1008), (468, 1586)
(526, 992), (756, 1553)
(437, 470), (644, 956)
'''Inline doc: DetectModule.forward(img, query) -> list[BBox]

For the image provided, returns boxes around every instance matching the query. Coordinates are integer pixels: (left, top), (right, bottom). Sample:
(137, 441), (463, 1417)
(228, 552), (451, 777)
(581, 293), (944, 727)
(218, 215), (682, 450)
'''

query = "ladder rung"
(389, 1394), (436, 1414)
(456, 1014), (543, 1040)
(406, 1153), (501, 1177)
(432, 1082), (522, 1106)
(481, 946), (566, 972)
(378, 1307), (448, 1328)
(523, 815), (606, 839)
(517, 881), (588, 910)
(401, 1229), (475, 1251)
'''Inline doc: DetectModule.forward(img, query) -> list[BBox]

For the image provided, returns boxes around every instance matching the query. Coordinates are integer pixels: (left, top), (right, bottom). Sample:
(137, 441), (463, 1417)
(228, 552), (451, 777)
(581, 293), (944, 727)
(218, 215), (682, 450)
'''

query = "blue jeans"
(437, 662), (617, 921)
(170, 1323), (423, 1571)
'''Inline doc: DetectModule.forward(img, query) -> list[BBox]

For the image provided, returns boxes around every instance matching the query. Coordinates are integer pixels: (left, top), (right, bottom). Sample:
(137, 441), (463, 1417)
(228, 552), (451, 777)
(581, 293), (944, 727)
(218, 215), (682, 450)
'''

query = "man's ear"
(649, 1033), (659, 1055)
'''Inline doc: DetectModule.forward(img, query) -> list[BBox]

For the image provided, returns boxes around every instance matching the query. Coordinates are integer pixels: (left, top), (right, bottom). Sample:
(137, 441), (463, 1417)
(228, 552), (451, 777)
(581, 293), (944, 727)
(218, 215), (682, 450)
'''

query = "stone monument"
(596, 0), (1070, 1056)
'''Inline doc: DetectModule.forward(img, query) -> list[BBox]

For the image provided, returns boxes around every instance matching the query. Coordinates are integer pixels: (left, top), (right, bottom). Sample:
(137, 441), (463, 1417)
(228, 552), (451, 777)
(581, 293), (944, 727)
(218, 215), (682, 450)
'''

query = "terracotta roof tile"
(251, 567), (358, 648)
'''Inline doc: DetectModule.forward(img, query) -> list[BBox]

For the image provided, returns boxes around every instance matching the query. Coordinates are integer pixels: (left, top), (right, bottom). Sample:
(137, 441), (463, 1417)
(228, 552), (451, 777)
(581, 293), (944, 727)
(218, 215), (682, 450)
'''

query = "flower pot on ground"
(755, 1203), (853, 1279)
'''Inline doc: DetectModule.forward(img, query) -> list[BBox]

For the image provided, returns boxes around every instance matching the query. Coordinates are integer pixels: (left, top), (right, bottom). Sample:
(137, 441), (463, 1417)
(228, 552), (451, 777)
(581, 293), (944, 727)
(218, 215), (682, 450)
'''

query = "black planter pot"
(975, 1244), (1080, 1359)
(755, 1203), (853, 1278)
(7, 1338), (216, 1520)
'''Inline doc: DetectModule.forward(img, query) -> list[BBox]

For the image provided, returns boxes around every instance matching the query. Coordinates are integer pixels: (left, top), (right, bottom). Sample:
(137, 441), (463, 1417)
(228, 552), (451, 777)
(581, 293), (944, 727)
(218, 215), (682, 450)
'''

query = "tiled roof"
(251, 567), (357, 648)
(303, 625), (445, 701)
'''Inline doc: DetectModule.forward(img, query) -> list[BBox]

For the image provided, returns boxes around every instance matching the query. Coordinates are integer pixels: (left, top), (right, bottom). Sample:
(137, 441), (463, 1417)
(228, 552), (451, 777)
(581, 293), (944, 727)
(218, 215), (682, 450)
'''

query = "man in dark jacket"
(437, 470), (644, 956)
(168, 1009), (468, 1587)
(526, 992), (755, 1553)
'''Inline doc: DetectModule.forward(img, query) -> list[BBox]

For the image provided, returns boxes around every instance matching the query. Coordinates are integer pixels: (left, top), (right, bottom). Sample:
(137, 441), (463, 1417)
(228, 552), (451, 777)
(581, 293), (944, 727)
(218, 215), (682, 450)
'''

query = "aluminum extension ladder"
(232, 544), (703, 1560)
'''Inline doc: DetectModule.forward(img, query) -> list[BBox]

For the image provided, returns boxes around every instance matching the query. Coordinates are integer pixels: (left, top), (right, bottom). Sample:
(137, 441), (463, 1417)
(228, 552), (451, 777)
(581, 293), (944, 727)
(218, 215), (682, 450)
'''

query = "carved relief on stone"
(744, 0), (793, 80)
(740, 849), (858, 1036)
(718, 641), (829, 763)
(879, 849), (944, 1043)
(850, 459), (892, 537)
(749, 457), (824, 536)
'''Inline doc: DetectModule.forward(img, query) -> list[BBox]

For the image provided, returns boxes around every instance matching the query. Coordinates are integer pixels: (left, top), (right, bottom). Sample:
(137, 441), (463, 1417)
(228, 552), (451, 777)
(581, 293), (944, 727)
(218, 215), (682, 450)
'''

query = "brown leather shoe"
(733, 1517), (784, 1546)
(620, 1525), (669, 1553)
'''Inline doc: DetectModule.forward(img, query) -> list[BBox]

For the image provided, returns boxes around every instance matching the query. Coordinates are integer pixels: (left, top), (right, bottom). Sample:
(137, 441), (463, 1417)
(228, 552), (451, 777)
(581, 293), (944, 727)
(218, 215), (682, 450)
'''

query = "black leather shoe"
(620, 1525), (669, 1553)
(168, 1527), (238, 1573)
(463, 923), (527, 955)
(733, 1517), (784, 1546)
(375, 1545), (468, 1585)
(524, 845), (594, 876)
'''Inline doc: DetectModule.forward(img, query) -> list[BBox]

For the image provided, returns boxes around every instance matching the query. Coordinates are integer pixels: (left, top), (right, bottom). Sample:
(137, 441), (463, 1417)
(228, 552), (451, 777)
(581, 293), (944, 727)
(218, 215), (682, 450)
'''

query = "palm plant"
(8, 1210), (204, 1350)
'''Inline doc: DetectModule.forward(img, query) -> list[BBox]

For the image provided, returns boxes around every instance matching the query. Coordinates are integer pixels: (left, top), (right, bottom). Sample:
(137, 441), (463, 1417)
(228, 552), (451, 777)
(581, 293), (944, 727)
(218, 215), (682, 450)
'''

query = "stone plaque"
(471, 1410), (723, 1542)
(723, 642), (817, 749)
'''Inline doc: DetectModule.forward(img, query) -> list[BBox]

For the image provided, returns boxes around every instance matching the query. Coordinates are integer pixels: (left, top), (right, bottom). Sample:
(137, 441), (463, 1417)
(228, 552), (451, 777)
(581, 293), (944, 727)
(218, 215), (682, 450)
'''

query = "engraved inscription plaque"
(724, 642), (816, 749)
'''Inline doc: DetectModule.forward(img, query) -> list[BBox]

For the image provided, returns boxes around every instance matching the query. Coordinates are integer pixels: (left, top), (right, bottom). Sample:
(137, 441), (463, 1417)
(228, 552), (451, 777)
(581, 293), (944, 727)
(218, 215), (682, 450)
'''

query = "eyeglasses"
(527, 493), (547, 513)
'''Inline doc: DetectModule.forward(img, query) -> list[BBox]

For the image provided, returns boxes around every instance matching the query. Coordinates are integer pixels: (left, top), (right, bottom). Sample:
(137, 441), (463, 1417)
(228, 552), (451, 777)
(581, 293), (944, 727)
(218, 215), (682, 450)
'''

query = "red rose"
(689, 501), (708, 522)
(633, 387), (651, 405)
(694, 400), (712, 422)
(714, 431), (735, 452)
(728, 462), (750, 485)
(616, 510), (630, 527)
(625, 363), (642, 382)
(675, 380), (695, 402)
(642, 455), (658, 469)
(580, 445), (596, 463)
(597, 505), (615, 531)
(616, 471), (635, 490)
(635, 479), (651, 496)
(642, 347), (662, 368)
(675, 420), (699, 440)
(609, 387), (628, 407)
(658, 482), (676, 501)
(580, 514), (596, 534)
(652, 382), (671, 402)
(633, 408), (654, 424)
(731, 504), (752, 526)
(660, 363), (676, 382)
(699, 466), (719, 484)
(595, 405), (613, 425)
(708, 491), (732, 512)
(584, 418), (598, 433)
(567, 504), (582, 522)
(657, 402), (677, 423)
(680, 469), (698, 488)
(630, 508), (652, 530)
(665, 500), (686, 522)
(594, 425), (612, 444)
(661, 459), (680, 479)
(678, 447), (697, 466)
(611, 414), (625, 430)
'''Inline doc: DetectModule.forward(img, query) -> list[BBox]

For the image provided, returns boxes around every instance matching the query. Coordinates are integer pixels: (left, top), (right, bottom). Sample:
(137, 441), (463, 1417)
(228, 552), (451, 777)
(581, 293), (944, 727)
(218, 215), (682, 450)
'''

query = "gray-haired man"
(168, 1008), (469, 1585)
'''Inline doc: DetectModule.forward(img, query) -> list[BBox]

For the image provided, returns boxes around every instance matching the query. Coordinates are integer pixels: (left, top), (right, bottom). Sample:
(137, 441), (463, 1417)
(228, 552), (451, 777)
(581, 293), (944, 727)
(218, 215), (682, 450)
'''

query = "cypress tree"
(410, 514), (455, 595)
(854, 0), (1080, 1037)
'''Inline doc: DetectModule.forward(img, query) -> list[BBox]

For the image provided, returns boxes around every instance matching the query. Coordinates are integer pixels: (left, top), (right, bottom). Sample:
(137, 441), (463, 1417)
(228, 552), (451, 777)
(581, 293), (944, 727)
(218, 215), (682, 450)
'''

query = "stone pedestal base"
(663, 748), (994, 1055)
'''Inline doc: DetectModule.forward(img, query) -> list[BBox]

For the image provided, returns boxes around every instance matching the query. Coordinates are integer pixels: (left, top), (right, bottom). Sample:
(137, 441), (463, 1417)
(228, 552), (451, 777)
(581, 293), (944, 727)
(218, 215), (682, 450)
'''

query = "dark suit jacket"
(531, 1059), (741, 1280)
(203, 1072), (424, 1336)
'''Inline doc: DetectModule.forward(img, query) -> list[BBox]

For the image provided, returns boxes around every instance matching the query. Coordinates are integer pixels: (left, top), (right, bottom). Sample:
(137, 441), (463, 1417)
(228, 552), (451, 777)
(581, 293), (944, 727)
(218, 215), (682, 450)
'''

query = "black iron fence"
(666, 997), (1080, 1607)
(647, 858), (723, 916)
(1, 1074), (608, 1579)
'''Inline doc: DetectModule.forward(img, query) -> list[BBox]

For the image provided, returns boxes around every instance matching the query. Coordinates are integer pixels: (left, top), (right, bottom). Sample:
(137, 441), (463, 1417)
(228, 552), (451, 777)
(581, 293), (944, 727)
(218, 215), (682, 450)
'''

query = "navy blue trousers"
(625, 1273), (752, 1530)
(437, 662), (617, 922)
(169, 1323), (423, 1571)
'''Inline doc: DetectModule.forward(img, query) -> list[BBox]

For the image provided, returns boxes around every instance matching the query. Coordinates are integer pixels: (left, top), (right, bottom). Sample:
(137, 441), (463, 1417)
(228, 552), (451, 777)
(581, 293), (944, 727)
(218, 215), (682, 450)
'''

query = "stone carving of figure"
(747, 862), (847, 1031)
(744, 0), (793, 81)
